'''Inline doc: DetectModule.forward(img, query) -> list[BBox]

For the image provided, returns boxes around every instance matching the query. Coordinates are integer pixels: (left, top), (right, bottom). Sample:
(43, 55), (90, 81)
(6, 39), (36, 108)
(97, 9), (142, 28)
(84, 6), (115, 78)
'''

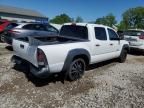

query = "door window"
(95, 27), (107, 40)
(46, 25), (59, 33)
(22, 24), (35, 30)
(34, 24), (46, 31)
(108, 28), (119, 40)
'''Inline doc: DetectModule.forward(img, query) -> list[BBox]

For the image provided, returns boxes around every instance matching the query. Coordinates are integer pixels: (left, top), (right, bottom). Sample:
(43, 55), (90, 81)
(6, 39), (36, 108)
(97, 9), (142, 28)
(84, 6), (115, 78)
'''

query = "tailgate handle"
(96, 44), (100, 47)
(20, 44), (24, 49)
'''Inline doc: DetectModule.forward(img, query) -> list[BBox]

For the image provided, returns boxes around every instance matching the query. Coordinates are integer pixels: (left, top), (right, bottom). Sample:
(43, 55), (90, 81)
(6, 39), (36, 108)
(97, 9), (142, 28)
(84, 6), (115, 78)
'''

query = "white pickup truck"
(12, 23), (129, 81)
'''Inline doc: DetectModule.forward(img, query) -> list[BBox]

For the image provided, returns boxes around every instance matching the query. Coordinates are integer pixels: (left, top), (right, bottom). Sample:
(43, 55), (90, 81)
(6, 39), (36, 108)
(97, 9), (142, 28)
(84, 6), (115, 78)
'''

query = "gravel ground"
(0, 43), (144, 108)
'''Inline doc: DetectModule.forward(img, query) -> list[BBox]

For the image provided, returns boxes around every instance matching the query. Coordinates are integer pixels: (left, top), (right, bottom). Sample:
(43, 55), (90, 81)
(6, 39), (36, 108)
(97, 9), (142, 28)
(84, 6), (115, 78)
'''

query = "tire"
(66, 58), (86, 81)
(118, 49), (127, 63)
(0, 33), (5, 42)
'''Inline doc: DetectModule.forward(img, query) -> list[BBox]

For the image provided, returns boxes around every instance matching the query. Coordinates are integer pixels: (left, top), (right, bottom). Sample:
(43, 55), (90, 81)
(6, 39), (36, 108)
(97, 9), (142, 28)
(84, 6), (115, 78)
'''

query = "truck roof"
(64, 22), (114, 28)
(63, 23), (117, 31)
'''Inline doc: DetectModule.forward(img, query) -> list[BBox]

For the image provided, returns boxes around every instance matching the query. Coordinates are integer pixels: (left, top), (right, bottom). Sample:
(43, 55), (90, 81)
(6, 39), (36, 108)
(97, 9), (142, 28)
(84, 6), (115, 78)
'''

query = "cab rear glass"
(60, 25), (88, 39)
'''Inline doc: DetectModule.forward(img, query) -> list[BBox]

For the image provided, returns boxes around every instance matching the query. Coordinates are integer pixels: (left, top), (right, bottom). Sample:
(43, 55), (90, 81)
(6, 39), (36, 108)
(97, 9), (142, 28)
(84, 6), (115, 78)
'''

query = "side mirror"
(119, 36), (124, 40)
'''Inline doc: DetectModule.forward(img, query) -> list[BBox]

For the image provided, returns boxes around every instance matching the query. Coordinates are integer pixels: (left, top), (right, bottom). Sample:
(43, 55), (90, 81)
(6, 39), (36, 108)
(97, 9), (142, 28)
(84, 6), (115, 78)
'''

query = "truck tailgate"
(13, 39), (38, 67)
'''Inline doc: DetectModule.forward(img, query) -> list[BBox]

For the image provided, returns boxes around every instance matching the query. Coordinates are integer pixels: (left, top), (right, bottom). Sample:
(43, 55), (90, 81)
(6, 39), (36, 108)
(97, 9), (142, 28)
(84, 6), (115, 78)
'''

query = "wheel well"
(123, 47), (129, 52)
(73, 54), (89, 66)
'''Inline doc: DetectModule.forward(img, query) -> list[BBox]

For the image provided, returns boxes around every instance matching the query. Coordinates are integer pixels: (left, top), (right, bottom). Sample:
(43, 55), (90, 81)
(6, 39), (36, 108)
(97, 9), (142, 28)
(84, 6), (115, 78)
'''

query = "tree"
(122, 7), (144, 29)
(50, 14), (72, 24)
(117, 21), (127, 30)
(75, 16), (83, 22)
(95, 17), (107, 25)
(95, 13), (117, 27)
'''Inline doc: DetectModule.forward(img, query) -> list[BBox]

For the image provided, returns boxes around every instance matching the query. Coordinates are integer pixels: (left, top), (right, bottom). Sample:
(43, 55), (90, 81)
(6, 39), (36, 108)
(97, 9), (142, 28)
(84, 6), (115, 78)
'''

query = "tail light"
(8, 30), (20, 34)
(139, 35), (144, 40)
(37, 48), (47, 66)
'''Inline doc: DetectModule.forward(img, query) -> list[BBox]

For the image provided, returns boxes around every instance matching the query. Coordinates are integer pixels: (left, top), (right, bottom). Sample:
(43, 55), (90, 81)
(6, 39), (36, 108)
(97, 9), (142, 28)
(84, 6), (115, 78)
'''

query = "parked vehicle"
(12, 23), (129, 81)
(4, 23), (59, 44)
(0, 19), (11, 41)
(117, 30), (124, 39)
(1, 23), (19, 42)
(124, 29), (144, 52)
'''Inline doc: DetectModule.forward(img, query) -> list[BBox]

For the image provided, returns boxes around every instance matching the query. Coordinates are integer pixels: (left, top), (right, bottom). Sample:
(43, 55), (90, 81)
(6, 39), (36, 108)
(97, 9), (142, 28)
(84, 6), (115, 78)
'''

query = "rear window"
(5, 23), (18, 30)
(60, 25), (88, 39)
(124, 30), (144, 36)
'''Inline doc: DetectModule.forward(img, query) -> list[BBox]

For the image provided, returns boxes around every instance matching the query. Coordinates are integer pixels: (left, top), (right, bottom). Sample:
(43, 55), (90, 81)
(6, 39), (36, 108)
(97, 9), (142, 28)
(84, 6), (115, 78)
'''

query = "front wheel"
(118, 49), (127, 63)
(66, 58), (86, 81)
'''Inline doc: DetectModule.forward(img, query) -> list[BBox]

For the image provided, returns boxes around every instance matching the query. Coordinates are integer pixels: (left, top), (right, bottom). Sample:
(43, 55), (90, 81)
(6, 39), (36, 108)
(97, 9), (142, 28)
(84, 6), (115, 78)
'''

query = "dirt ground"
(0, 43), (144, 108)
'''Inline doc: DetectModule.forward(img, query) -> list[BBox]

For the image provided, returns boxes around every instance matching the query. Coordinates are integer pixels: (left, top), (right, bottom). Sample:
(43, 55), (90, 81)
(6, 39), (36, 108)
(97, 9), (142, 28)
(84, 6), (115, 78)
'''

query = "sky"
(0, 0), (144, 23)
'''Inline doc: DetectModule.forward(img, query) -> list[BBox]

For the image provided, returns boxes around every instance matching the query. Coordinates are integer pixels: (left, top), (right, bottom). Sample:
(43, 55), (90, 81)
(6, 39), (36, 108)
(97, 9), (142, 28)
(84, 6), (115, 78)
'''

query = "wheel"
(118, 49), (127, 63)
(66, 58), (86, 81)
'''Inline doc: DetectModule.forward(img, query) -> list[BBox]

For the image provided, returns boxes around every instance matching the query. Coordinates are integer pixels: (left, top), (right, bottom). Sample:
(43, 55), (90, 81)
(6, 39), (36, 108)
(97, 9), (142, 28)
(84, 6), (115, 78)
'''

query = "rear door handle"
(20, 44), (24, 49)
(110, 43), (113, 46)
(96, 44), (100, 47)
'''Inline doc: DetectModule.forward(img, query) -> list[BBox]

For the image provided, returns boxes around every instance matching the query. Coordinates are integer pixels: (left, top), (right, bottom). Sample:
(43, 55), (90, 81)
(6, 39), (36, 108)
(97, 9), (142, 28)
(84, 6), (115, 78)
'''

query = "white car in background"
(124, 29), (144, 52)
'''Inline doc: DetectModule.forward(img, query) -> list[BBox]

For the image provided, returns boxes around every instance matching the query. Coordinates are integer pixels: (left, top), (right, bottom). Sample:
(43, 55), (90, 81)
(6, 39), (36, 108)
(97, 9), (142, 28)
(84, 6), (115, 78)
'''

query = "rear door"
(21, 24), (39, 36)
(93, 27), (111, 55)
(34, 24), (47, 36)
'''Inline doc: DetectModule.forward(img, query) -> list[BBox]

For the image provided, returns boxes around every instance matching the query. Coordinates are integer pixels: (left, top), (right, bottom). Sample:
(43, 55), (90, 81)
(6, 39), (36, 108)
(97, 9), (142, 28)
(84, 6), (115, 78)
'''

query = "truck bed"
(13, 35), (89, 68)
(17, 35), (89, 46)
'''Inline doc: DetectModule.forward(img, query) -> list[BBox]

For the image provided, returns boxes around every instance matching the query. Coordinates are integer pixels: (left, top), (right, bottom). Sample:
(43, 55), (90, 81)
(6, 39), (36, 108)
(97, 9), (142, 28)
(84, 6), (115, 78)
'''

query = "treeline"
(49, 7), (144, 30)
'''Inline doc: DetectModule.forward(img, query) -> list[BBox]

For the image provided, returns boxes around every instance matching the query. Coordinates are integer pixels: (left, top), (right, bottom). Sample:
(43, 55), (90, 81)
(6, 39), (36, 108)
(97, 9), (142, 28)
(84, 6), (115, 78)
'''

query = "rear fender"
(61, 49), (90, 72)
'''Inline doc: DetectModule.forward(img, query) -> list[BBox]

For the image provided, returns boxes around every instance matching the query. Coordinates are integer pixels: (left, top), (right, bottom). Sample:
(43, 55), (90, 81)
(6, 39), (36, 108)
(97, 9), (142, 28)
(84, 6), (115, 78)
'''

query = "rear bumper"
(30, 64), (50, 78)
(11, 55), (51, 78)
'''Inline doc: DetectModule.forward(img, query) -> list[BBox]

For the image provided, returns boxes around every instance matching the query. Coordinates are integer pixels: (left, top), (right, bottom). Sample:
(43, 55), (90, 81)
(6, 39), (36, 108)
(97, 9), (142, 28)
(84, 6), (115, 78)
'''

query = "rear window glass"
(60, 25), (88, 39)
(5, 23), (18, 30)
(124, 30), (144, 36)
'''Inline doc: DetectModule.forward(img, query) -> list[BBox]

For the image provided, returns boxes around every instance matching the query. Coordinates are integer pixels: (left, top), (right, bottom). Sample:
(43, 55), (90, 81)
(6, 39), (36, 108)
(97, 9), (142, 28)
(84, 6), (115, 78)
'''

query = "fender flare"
(61, 48), (90, 72)
(122, 44), (130, 52)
